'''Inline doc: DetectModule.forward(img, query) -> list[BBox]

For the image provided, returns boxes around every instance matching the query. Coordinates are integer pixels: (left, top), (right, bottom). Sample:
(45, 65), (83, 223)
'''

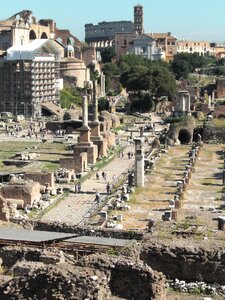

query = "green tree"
(120, 64), (176, 111)
(171, 52), (215, 79)
(100, 47), (116, 63)
(120, 65), (150, 91)
(98, 97), (110, 111)
(171, 59), (190, 79)
(60, 86), (82, 109)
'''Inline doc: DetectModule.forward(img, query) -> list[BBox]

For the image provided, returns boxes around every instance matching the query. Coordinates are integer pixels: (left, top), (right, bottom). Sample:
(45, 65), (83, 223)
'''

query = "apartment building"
(177, 40), (211, 56)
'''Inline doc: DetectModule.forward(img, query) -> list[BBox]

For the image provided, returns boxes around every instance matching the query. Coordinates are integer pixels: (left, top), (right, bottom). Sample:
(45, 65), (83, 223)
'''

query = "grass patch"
(213, 118), (225, 128)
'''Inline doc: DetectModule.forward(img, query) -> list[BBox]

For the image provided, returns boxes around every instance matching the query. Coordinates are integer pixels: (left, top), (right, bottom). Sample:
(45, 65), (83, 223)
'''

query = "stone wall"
(140, 239), (225, 285)
(24, 172), (55, 189)
(0, 247), (165, 300)
(167, 117), (196, 144)
(1, 182), (41, 207)
(10, 220), (144, 240)
(216, 78), (225, 98)
(203, 120), (225, 143)
(0, 196), (18, 221)
(78, 254), (166, 300)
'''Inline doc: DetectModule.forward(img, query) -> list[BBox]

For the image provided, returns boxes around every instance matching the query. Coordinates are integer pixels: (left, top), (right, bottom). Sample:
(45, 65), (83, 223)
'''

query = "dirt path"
(179, 144), (224, 228)
(121, 145), (191, 230)
(120, 144), (225, 232)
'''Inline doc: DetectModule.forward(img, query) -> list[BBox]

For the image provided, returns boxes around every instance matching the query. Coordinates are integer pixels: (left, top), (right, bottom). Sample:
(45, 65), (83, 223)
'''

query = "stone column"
(93, 80), (98, 122)
(186, 92), (191, 113)
(134, 138), (145, 187)
(223, 170), (225, 185)
(100, 74), (105, 96)
(82, 95), (88, 128)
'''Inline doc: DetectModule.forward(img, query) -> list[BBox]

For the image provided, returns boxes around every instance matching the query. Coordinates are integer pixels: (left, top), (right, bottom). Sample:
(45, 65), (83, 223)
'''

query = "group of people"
(96, 171), (107, 181)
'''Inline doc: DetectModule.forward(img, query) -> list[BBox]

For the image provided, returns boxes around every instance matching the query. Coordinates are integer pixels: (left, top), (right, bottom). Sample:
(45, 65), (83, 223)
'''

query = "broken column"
(90, 81), (107, 157)
(134, 138), (145, 187)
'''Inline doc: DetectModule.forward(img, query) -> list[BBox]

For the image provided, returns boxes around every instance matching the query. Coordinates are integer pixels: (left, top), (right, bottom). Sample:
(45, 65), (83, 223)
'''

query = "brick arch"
(40, 32), (48, 39)
(29, 30), (37, 40)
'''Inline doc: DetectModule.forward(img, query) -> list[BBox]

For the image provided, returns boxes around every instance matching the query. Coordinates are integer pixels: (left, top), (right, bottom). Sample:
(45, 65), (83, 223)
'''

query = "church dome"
(65, 44), (74, 52)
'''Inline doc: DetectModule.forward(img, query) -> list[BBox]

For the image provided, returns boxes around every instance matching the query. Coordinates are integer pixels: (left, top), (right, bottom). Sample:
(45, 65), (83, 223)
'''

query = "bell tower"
(134, 4), (144, 35)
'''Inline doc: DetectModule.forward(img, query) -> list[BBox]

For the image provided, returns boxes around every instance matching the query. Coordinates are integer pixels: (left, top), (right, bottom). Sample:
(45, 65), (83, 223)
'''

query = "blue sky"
(1, 0), (225, 43)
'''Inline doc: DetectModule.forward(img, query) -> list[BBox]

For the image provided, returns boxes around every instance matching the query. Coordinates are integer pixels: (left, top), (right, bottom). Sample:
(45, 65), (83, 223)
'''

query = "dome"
(65, 44), (74, 52)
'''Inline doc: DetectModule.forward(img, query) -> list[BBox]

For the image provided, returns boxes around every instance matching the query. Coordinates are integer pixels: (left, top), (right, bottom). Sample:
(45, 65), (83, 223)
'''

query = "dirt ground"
(110, 143), (225, 243)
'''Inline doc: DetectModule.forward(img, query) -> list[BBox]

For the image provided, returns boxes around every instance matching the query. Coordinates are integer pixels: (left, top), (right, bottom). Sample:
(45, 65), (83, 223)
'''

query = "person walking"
(96, 171), (100, 180)
(106, 182), (111, 195)
(95, 191), (100, 203)
(77, 182), (81, 193)
(102, 171), (105, 180)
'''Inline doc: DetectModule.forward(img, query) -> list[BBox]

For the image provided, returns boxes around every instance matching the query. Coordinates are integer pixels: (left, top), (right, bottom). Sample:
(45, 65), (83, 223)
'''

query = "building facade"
(85, 21), (134, 48)
(60, 44), (90, 88)
(147, 32), (177, 62)
(177, 40), (211, 56)
(0, 39), (61, 117)
(115, 32), (137, 59)
(128, 34), (162, 60)
(0, 10), (81, 54)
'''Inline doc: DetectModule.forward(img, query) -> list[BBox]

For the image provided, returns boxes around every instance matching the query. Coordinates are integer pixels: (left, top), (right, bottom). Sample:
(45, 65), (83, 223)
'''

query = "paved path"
(41, 112), (164, 225)
(41, 140), (136, 224)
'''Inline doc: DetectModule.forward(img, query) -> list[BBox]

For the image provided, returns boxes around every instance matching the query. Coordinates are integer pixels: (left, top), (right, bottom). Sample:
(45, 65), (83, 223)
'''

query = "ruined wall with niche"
(140, 239), (225, 285)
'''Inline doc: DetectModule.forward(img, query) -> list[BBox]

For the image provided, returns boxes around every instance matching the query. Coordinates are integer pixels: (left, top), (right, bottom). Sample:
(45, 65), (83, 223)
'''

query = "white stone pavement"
(42, 141), (136, 224)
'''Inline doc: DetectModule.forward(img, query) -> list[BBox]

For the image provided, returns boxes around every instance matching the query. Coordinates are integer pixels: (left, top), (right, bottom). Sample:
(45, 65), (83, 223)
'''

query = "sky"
(1, 0), (225, 43)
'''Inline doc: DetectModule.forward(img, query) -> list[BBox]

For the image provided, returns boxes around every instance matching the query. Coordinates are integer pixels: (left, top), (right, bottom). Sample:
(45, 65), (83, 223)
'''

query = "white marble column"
(82, 95), (88, 128)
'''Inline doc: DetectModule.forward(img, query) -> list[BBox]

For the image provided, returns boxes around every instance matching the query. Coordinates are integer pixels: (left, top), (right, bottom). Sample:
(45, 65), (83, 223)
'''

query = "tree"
(120, 65), (150, 91)
(100, 47), (116, 63)
(60, 86), (82, 109)
(150, 66), (176, 110)
(120, 64), (176, 111)
(171, 52), (215, 80)
(98, 97), (110, 111)
(171, 59), (190, 79)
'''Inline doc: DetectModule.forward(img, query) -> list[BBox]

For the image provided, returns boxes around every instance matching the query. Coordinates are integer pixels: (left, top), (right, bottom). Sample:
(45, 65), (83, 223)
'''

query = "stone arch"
(29, 30), (37, 40)
(40, 32), (48, 39)
(178, 128), (192, 144)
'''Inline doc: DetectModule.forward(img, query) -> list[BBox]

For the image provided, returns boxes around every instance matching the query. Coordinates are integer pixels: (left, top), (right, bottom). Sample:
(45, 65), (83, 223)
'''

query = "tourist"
(74, 184), (78, 194)
(96, 171), (100, 180)
(77, 182), (81, 193)
(95, 191), (100, 203)
(106, 182), (111, 194)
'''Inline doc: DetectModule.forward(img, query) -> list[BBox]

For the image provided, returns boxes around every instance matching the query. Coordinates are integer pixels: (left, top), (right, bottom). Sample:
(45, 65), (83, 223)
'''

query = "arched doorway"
(178, 129), (191, 144)
(29, 30), (37, 40)
(40, 32), (48, 39)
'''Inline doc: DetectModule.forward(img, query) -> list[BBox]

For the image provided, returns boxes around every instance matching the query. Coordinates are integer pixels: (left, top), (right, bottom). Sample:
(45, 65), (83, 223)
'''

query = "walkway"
(41, 112), (165, 225)
(42, 141), (135, 224)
